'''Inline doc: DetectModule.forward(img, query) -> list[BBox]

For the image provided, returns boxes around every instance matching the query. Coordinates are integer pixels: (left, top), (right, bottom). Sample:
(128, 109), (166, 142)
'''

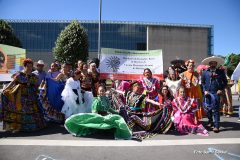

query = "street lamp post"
(98, 0), (102, 60)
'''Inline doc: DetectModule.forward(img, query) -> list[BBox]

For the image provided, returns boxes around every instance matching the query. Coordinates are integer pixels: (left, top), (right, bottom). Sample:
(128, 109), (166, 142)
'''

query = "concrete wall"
(148, 26), (210, 71)
(27, 51), (97, 69)
(26, 25), (212, 72)
(27, 52), (54, 70)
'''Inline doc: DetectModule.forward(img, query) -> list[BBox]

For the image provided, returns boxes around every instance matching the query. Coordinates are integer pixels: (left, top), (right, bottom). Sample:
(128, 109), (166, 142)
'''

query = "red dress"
(139, 77), (160, 112)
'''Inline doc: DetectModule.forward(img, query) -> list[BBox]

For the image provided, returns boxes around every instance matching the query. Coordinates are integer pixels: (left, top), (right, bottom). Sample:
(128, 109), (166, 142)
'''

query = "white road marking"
(0, 138), (240, 147)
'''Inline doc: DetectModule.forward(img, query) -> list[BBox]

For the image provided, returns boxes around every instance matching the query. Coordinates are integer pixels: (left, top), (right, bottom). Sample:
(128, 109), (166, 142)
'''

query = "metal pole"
(98, 0), (102, 60)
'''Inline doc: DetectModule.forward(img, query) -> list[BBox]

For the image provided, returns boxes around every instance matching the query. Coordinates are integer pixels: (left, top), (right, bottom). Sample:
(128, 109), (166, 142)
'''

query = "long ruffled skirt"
(125, 107), (172, 139)
(1, 85), (46, 131)
(64, 113), (132, 139)
(173, 111), (208, 136)
(38, 78), (65, 123)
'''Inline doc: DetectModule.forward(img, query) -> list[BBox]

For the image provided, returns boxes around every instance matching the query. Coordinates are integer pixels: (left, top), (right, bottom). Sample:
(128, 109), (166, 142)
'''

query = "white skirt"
(61, 87), (93, 118)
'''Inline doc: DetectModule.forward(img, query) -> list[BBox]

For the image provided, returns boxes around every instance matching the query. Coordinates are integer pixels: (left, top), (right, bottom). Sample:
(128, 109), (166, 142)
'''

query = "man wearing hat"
(32, 60), (46, 87)
(201, 56), (228, 133)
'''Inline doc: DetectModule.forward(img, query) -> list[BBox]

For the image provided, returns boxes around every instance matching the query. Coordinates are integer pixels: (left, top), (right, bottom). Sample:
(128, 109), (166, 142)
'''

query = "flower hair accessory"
(185, 59), (195, 66)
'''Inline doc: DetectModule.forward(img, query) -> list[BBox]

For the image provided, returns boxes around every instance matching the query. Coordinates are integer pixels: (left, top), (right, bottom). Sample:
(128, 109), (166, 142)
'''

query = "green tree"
(53, 20), (88, 67)
(224, 53), (240, 77)
(0, 19), (22, 47)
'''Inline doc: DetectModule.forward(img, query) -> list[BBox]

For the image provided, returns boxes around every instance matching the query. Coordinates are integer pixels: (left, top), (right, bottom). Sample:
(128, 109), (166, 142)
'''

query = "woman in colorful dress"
(80, 62), (92, 92)
(139, 68), (160, 112)
(171, 86), (208, 136)
(1, 58), (46, 132)
(46, 62), (61, 79)
(111, 82), (172, 140)
(38, 63), (71, 123)
(179, 59), (204, 120)
(61, 70), (93, 118)
(165, 66), (182, 97)
(64, 84), (132, 140)
(54, 63), (72, 82)
(126, 83), (173, 138)
(108, 81), (131, 111)
(88, 62), (100, 97)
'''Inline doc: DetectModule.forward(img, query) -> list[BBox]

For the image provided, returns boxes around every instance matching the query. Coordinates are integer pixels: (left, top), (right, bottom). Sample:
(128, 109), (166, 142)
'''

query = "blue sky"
(0, 0), (239, 56)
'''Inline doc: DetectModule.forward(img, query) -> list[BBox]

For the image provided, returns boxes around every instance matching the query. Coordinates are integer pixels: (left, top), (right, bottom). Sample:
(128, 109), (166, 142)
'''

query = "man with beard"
(201, 56), (227, 133)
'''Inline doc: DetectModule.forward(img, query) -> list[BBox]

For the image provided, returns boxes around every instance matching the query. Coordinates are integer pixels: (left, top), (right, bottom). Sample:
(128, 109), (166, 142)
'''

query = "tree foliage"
(0, 19), (22, 47)
(53, 20), (88, 67)
(223, 53), (240, 77)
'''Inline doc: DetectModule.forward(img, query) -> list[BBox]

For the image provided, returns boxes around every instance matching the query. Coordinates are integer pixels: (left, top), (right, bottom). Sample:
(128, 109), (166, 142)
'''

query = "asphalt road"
(0, 95), (239, 160)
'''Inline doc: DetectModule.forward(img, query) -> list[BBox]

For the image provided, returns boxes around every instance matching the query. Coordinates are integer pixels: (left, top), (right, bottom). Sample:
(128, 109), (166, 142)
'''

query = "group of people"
(0, 55), (234, 140)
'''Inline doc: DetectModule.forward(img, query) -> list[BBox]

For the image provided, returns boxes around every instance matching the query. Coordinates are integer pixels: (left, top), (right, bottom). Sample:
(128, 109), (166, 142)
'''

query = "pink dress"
(172, 97), (209, 136)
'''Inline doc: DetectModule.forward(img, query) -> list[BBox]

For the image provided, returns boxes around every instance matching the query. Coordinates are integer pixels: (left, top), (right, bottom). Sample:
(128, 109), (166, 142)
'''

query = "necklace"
(142, 78), (156, 92)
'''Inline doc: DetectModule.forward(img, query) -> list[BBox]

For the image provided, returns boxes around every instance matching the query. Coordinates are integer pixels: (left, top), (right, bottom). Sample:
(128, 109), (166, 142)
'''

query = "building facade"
(6, 20), (213, 70)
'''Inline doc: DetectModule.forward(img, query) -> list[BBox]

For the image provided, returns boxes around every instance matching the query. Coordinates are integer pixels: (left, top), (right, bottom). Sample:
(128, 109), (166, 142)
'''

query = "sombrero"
(201, 56), (224, 66)
(203, 93), (216, 112)
(37, 60), (45, 65)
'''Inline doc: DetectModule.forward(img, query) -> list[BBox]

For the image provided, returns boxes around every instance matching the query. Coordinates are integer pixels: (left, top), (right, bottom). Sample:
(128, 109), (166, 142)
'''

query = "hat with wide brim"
(201, 56), (224, 66)
(37, 60), (45, 65)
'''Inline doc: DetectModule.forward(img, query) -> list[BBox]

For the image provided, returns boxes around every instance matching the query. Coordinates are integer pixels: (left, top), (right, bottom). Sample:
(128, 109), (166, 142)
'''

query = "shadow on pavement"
(0, 122), (68, 138)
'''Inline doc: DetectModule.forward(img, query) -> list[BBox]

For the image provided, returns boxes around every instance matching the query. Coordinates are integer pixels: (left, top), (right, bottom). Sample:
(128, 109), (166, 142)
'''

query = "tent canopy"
(231, 62), (240, 81)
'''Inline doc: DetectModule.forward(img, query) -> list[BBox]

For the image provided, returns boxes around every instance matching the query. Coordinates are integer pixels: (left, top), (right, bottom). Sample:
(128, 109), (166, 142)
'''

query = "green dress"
(64, 96), (132, 139)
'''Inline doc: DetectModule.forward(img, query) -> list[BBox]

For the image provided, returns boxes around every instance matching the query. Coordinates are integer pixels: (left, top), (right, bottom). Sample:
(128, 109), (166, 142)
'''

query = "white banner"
(99, 48), (163, 80)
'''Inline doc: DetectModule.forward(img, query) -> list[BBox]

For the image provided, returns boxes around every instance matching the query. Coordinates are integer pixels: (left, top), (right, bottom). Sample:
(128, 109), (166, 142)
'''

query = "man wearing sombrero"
(32, 60), (46, 87)
(201, 56), (228, 133)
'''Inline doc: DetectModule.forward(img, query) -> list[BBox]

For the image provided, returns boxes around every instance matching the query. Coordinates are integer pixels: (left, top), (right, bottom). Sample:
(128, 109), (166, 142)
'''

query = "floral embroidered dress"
(139, 77), (160, 112)
(125, 90), (146, 112)
(109, 90), (173, 140)
(80, 71), (92, 91)
(89, 70), (100, 97)
(108, 81), (131, 111)
(1, 72), (46, 131)
(171, 96), (208, 136)
(64, 96), (132, 140)
(126, 95), (173, 138)
(180, 71), (204, 119)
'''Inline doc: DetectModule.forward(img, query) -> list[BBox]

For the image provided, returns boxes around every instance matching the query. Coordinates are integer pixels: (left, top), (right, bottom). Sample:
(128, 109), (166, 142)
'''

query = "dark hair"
(130, 81), (142, 89)
(51, 61), (61, 70)
(143, 68), (152, 75)
(98, 84), (107, 91)
(159, 85), (173, 100)
(63, 61), (72, 65)
(81, 62), (88, 69)
(71, 70), (81, 78)
(74, 70), (81, 75)
(23, 58), (33, 67)
(0, 51), (6, 64)
(88, 59), (94, 65)
(92, 58), (100, 68)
